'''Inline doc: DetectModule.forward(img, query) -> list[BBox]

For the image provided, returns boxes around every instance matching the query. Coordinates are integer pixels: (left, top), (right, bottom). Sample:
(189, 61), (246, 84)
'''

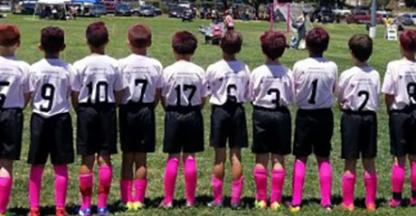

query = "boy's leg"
(163, 154), (180, 205)
(291, 157), (307, 207)
(211, 148), (226, 205)
(97, 155), (112, 209)
(363, 158), (377, 211)
(317, 156), (332, 207)
(230, 148), (244, 206)
(133, 153), (147, 204)
(79, 155), (95, 211)
(183, 154), (197, 205)
(270, 155), (285, 205)
(120, 153), (134, 205)
(0, 160), (13, 214)
(390, 156), (406, 207)
(342, 160), (357, 210)
(54, 164), (69, 210)
(253, 154), (268, 206)
(409, 155), (416, 205)
(29, 165), (45, 210)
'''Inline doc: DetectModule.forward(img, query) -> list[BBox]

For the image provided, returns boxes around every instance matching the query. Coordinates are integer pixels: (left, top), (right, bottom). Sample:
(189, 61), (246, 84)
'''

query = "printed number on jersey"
(134, 79), (148, 103)
(175, 84), (196, 106)
(407, 82), (416, 104)
(87, 81), (108, 103)
(0, 81), (10, 108)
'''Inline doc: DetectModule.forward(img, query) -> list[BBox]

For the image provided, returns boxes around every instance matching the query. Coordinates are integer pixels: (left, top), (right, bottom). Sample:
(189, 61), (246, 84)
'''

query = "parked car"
(87, 3), (107, 17)
(332, 8), (351, 17)
(181, 8), (194, 21)
(151, 5), (162, 16)
(0, 2), (11, 12)
(102, 0), (119, 13)
(399, 14), (414, 26)
(410, 13), (416, 24)
(115, 3), (132, 16)
(169, 6), (185, 18)
(17, 0), (37, 14)
(346, 10), (383, 24)
(136, 5), (155, 17)
(311, 7), (336, 23)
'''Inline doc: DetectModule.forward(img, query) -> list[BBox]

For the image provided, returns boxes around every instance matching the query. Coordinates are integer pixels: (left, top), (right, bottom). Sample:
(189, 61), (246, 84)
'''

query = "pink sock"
(97, 165), (112, 209)
(29, 165), (44, 209)
(79, 173), (93, 210)
(54, 165), (68, 209)
(183, 157), (197, 204)
(253, 167), (268, 202)
(163, 158), (179, 204)
(120, 180), (133, 204)
(364, 171), (377, 206)
(271, 169), (285, 203)
(411, 161), (416, 199)
(231, 176), (244, 205)
(134, 179), (147, 203)
(291, 159), (306, 206)
(0, 176), (12, 214)
(318, 160), (332, 206)
(391, 164), (405, 200)
(342, 172), (356, 206)
(211, 176), (223, 204)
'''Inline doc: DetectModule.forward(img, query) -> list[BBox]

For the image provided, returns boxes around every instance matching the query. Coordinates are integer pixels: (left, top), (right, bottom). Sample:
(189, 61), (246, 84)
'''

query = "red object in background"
(102, 0), (120, 13)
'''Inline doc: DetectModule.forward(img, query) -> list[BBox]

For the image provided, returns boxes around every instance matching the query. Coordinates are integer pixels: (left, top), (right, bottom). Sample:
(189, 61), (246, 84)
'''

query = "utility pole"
(369, 0), (377, 38)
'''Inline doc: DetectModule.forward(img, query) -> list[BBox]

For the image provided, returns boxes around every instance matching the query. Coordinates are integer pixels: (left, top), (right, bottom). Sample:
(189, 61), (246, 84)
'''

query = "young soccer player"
(249, 31), (294, 210)
(290, 27), (337, 212)
(27, 26), (74, 216)
(383, 29), (416, 208)
(118, 24), (162, 210)
(206, 30), (250, 208)
(160, 31), (207, 208)
(0, 24), (30, 216)
(71, 22), (126, 216)
(338, 34), (380, 212)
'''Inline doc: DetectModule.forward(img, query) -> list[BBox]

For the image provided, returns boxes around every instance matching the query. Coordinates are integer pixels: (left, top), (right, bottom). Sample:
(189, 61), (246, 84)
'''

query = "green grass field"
(1, 14), (416, 215)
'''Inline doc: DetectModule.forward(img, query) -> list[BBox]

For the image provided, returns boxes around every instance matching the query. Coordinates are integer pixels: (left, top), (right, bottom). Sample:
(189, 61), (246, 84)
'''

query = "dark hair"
(172, 31), (197, 55)
(128, 24), (151, 48)
(400, 30), (416, 53)
(348, 34), (372, 62)
(260, 31), (286, 60)
(220, 30), (242, 55)
(86, 21), (109, 48)
(0, 24), (20, 46)
(40, 26), (65, 53)
(305, 27), (330, 55)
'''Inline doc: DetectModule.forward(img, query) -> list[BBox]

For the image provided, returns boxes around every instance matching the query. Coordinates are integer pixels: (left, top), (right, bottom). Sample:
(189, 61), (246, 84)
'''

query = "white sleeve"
(161, 69), (169, 97)
(22, 64), (31, 93)
(156, 62), (164, 89)
(70, 64), (82, 92)
(244, 65), (251, 101)
(382, 63), (395, 95)
(248, 71), (255, 102)
(113, 65), (126, 91)
(200, 69), (209, 98)
(287, 70), (295, 104)
(336, 72), (346, 103)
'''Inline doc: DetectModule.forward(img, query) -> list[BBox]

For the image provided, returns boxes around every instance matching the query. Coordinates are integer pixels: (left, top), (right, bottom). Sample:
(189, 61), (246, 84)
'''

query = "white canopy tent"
(34, 0), (71, 19)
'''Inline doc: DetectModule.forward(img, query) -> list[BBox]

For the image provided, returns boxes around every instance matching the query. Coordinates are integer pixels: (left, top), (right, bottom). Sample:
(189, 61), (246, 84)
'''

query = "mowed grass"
(1, 14), (416, 215)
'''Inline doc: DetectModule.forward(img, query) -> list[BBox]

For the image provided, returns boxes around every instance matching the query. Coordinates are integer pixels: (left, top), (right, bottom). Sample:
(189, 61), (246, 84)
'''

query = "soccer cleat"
(389, 199), (401, 208)
(97, 207), (110, 216)
(254, 200), (267, 209)
(230, 201), (241, 210)
(125, 202), (135, 211)
(366, 203), (376, 212)
(28, 208), (40, 216)
(77, 208), (91, 216)
(132, 202), (144, 210)
(207, 200), (223, 208)
(341, 203), (355, 212)
(159, 201), (173, 209)
(185, 201), (195, 208)
(270, 202), (281, 211)
(288, 205), (301, 214)
(55, 208), (67, 216)
(322, 205), (333, 212)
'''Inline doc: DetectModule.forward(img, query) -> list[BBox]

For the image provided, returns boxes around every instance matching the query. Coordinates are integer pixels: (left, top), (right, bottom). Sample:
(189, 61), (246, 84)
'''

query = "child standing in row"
(206, 30), (250, 208)
(338, 34), (380, 212)
(250, 31), (294, 210)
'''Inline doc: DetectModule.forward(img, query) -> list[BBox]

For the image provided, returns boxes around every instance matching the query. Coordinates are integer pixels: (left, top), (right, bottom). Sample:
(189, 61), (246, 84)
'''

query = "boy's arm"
(161, 96), (166, 110)
(24, 92), (32, 108)
(115, 89), (124, 105)
(385, 94), (394, 112)
(71, 91), (79, 108)
(154, 88), (161, 107)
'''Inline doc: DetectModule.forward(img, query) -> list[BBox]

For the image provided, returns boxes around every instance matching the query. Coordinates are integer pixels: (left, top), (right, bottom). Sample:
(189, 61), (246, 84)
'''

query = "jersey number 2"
(358, 90), (369, 111)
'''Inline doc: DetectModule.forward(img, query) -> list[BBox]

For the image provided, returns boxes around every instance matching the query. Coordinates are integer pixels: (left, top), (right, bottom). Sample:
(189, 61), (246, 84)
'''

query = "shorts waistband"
(390, 105), (416, 113)
(78, 103), (116, 109)
(121, 102), (154, 108)
(212, 102), (243, 108)
(0, 107), (22, 112)
(253, 105), (289, 112)
(342, 109), (376, 115)
(166, 105), (201, 112)
(298, 108), (332, 113)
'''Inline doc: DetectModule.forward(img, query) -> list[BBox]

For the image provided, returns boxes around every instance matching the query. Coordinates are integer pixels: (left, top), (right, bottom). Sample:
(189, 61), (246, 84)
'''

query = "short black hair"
(172, 31), (197, 55)
(86, 21), (109, 48)
(41, 26), (65, 53)
(349, 34), (373, 62)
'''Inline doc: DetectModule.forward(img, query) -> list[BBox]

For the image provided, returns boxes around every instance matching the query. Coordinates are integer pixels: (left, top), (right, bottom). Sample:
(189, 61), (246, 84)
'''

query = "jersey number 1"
(308, 79), (318, 104)
(175, 84), (196, 106)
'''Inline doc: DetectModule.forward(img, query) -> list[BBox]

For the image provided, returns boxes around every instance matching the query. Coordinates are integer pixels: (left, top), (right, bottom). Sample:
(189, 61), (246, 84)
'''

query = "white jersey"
(249, 64), (294, 108)
(337, 66), (380, 111)
(382, 58), (416, 110)
(206, 59), (250, 105)
(71, 54), (126, 104)
(119, 54), (163, 104)
(293, 57), (338, 109)
(29, 59), (72, 117)
(161, 60), (208, 106)
(0, 56), (30, 109)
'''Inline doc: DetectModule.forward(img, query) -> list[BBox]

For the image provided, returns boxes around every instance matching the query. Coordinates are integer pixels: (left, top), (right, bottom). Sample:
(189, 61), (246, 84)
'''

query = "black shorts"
(293, 108), (333, 157)
(209, 103), (248, 149)
(119, 103), (155, 153)
(76, 104), (117, 156)
(0, 108), (23, 160)
(28, 113), (74, 165)
(389, 106), (416, 156)
(341, 110), (377, 159)
(252, 106), (291, 155)
(163, 106), (204, 154)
